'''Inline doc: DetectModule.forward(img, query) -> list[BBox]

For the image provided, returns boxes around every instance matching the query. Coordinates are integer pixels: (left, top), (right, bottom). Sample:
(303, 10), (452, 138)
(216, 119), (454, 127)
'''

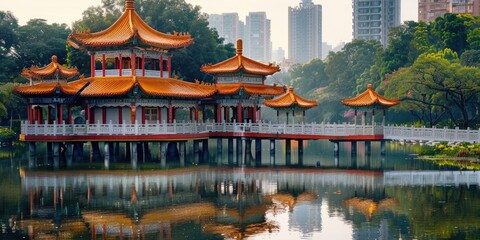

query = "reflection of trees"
(386, 185), (480, 239)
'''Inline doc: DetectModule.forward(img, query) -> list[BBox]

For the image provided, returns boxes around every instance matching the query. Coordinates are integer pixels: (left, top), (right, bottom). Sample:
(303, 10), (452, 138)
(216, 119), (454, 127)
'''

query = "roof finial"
(236, 39), (243, 55)
(51, 55), (58, 63)
(367, 83), (373, 90)
(126, 0), (134, 10)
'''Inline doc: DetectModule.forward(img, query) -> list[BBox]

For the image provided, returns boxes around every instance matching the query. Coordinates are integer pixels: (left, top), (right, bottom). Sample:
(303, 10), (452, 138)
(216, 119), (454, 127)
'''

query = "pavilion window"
(144, 108), (158, 122)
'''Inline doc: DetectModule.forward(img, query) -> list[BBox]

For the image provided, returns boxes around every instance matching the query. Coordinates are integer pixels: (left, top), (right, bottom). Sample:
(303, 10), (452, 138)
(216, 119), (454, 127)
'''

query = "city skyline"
(0, 0), (418, 55)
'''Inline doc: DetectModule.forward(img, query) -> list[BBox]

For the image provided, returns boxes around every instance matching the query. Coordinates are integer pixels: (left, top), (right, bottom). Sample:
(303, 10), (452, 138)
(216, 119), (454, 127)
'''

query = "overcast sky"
(0, 0), (418, 52)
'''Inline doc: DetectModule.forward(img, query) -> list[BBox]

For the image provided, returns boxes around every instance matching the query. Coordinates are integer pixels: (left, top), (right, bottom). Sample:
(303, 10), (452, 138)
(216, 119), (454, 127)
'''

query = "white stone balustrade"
(21, 120), (380, 137)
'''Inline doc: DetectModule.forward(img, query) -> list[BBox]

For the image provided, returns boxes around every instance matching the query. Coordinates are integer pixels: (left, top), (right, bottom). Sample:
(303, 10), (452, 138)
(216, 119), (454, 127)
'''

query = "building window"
(145, 108), (158, 122)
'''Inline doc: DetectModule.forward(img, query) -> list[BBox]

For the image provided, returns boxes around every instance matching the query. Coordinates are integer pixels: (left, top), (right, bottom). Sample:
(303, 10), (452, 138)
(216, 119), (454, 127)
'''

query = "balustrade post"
(134, 120), (139, 135)
(122, 120), (126, 135)
(173, 119), (177, 133)
(53, 120), (57, 136)
(109, 120), (113, 135)
(63, 120), (66, 136)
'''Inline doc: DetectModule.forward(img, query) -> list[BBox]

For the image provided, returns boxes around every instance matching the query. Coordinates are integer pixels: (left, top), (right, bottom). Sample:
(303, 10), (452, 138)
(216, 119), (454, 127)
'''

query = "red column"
(141, 54), (145, 76)
(217, 103), (222, 123)
(131, 53), (136, 76)
(141, 107), (146, 124)
(253, 105), (257, 123)
(237, 103), (242, 123)
(86, 104), (90, 124)
(131, 103), (136, 123)
(68, 106), (72, 124)
(102, 54), (106, 77)
(168, 103), (173, 123)
(47, 106), (51, 124)
(118, 106), (123, 124)
(90, 54), (95, 77)
(194, 104), (199, 122)
(160, 56), (163, 78)
(119, 53), (123, 76)
(58, 104), (63, 123)
(102, 107), (106, 124)
(27, 104), (32, 123)
(167, 56), (171, 78)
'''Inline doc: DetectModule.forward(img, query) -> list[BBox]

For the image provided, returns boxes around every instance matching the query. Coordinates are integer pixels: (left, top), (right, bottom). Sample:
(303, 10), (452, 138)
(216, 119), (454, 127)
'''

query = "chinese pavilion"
(341, 83), (399, 126)
(15, 0), (320, 168)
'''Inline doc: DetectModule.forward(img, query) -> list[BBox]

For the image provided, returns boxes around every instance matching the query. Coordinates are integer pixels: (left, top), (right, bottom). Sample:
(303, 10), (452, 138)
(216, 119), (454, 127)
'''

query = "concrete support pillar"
(333, 141), (339, 168)
(66, 143), (73, 168)
(298, 140), (303, 166)
(380, 140), (386, 156)
(137, 142), (144, 163)
(28, 142), (36, 168)
(46, 142), (53, 165)
(236, 138), (243, 167)
(202, 139), (209, 164)
(91, 142), (101, 162)
(285, 139), (291, 166)
(114, 142), (120, 162)
(160, 142), (167, 168)
(245, 138), (252, 166)
(125, 142), (131, 163)
(228, 138), (234, 166)
(365, 141), (371, 157)
(131, 142), (138, 170)
(270, 139), (276, 167)
(104, 142), (110, 170)
(53, 142), (60, 170)
(351, 141), (357, 158)
(193, 140), (200, 165)
(179, 141), (186, 167)
(217, 138), (223, 166)
(73, 142), (83, 162)
(255, 139), (262, 166)
(144, 142), (151, 162)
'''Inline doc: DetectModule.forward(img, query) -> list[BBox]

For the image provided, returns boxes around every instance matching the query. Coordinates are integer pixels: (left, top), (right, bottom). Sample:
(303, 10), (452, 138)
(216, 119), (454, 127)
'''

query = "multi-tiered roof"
(67, 0), (193, 51)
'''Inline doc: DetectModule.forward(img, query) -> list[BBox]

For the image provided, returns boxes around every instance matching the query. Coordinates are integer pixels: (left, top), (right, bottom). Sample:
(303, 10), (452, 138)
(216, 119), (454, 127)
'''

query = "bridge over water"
(20, 121), (480, 169)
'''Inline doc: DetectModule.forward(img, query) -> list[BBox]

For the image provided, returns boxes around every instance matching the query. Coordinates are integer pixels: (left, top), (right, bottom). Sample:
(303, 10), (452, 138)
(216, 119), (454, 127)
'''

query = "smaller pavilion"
(16, 55), (84, 125)
(264, 86), (318, 124)
(341, 84), (399, 126)
(201, 39), (285, 123)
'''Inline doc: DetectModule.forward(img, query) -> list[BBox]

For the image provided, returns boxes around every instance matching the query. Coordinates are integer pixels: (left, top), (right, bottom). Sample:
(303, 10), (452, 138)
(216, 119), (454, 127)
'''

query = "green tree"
(460, 49), (480, 67)
(16, 19), (70, 67)
(431, 13), (474, 54)
(380, 21), (421, 76)
(386, 50), (480, 128)
(0, 11), (20, 82)
(288, 59), (328, 97)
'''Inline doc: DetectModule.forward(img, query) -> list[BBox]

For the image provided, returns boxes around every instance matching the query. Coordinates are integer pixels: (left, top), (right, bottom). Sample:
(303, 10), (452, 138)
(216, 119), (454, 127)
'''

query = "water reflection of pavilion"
(19, 168), (384, 238)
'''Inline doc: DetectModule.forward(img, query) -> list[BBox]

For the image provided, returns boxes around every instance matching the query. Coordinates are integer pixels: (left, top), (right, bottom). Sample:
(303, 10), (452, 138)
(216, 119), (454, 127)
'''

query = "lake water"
(0, 140), (479, 239)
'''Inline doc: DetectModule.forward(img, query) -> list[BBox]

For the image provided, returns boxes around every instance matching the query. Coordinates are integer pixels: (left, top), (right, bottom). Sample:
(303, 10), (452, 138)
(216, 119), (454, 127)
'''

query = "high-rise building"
(288, 0), (322, 64)
(245, 12), (272, 63)
(352, 0), (401, 47)
(419, 0), (480, 23)
(208, 13), (243, 45)
(321, 42), (332, 60)
(273, 47), (286, 63)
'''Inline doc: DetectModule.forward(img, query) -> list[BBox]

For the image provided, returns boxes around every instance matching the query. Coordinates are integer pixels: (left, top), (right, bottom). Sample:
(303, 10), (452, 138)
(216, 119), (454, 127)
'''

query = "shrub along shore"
(419, 142), (480, 170)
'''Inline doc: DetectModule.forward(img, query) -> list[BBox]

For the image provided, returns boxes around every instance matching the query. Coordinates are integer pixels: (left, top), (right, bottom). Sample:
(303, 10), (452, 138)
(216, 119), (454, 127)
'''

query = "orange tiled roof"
(15, 78), (89, 96)
(216, 83), (285, 96)
(341, 84), (400, 107)
(200, 39), (280, 75)
(80, 77), (135, 97)
(264, 86), (317, 109)
(68, 0), (193, 50)
(21, 55), (79, 80)
(138, 77), (216, 98)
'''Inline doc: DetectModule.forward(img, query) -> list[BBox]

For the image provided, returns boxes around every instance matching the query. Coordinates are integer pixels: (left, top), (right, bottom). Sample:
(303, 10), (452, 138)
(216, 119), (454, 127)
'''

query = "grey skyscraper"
(245, 12), (272, 63)
(352, 0), (401, 47)
(288, 0), (322, 64)
(208, 13), (243, 45)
